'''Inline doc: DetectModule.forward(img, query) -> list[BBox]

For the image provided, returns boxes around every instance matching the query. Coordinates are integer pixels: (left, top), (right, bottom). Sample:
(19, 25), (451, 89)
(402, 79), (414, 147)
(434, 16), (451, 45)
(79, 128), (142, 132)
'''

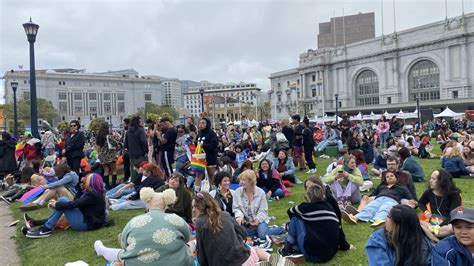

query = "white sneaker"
(305, 169), (317, 174)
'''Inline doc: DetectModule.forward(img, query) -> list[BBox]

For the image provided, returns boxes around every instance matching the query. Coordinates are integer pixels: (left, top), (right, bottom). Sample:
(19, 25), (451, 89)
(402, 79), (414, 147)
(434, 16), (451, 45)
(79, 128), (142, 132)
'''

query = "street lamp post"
(3, 113), (6, 131)
(22, 18), (40, 138)
(335, 93), (339, 124)
(11, 82), (19, 139)
(416, 94), (421, 131)
(199, 88), (205, 113)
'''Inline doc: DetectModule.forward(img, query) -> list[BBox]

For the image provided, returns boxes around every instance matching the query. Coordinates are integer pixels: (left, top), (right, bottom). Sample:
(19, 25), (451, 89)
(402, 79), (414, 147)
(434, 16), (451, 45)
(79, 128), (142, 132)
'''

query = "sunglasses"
(70, 124), (77, 128)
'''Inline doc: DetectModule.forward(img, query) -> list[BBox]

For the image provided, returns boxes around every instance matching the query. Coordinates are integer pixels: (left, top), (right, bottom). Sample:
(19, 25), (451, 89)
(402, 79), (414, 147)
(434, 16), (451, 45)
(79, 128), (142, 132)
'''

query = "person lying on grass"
(20, 164), (80, 212)
(24, 173), (106, 238)
(419, 169), (462, 242)
(431, 207), (474, 265)
(341, 170), (417, 227)
(94, 187), (193, 266)
(365, 204), (433, 265)
(279, 176), (351, 264)
(192, 192), (270, 266)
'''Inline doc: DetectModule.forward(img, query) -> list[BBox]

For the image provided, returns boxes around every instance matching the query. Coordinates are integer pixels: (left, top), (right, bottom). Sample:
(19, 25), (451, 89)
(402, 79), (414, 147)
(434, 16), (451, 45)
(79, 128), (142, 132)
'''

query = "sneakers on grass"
(26, 226), (52, 239)
(370, 219), (385, 228)
(345, 205), (360, 216)
(341, 210), (358, 225)
(23, 213), (34, 229)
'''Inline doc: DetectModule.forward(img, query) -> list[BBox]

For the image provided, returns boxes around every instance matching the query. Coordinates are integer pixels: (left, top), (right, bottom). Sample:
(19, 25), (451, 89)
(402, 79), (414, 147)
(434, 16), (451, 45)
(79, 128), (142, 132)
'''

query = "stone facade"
(269, 13), (474, 120)
(3, 69), (163, 127)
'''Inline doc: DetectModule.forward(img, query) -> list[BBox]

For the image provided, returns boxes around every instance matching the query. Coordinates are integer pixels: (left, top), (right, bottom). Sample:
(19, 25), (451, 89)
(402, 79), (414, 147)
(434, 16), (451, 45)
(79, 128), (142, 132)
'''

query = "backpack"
(276, 132), (288, 143)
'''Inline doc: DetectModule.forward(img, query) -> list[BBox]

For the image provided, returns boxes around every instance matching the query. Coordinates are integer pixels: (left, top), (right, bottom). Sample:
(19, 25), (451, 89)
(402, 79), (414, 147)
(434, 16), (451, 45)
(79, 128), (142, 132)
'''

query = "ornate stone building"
(269, 13), (474, 120)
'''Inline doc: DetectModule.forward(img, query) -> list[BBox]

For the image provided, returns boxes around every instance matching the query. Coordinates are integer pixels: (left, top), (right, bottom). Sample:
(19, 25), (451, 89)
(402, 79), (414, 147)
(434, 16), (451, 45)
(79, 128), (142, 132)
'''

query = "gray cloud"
(1, 0), (472, 104)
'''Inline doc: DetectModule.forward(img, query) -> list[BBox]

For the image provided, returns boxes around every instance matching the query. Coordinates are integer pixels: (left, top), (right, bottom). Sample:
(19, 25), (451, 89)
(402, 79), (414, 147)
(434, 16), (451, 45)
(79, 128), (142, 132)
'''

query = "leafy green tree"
(89, 117), (106, 134)
(57, 121), (69, 133)
(138, 103), (179, 121)
(3, 98), (59, 125)
(7, 119), (26, 134)
(260, 100), (271, 121)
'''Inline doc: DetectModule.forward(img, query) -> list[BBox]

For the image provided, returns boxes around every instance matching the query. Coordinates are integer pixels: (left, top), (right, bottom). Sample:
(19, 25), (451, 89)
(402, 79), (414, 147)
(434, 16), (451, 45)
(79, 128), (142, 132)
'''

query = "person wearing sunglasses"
(63, 120), (85, 177)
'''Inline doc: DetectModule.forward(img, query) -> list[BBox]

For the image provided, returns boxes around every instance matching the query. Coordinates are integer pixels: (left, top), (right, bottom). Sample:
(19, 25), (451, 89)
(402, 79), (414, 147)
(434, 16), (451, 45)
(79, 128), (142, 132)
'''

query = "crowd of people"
(0, 112), (473, 265)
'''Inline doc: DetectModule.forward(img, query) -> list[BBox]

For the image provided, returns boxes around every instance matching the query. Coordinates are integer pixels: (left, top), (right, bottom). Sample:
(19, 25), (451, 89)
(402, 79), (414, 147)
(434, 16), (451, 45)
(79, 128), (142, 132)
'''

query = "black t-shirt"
(161, 127), (177, 152)
(293, 124), (305, 147)
(302, 128), (314, 147)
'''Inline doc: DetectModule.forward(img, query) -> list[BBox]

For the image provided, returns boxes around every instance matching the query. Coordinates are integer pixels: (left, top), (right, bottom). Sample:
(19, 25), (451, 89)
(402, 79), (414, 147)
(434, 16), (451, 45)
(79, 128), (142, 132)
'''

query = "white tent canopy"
(434, 107), (464, 118)
(350, 112), (363, 121)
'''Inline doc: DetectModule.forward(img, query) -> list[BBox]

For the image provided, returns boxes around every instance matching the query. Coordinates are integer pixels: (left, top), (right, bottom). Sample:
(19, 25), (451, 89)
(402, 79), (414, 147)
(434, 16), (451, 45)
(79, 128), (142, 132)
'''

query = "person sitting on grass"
(233, 169), (285, 249)
(105, 161), (148, 199)
(94, 187), (193, 266)
(441, 147), (474, 178)
(431, 207), (474, 265)
(209, 171), (236, 217)
(365, 204), (432, 265)
(399, 147), (425, 182)
(279, 177), (348, 264)
(24, 173), (106, 238)
(232, 159), (253, 183)
(193, 192), (270, 266)
(257, 159), (289, 200)
(323, 154), (364, 209)
(342, 170), (416, 227)
(110, 163), (164, 210)
(156, 173), (193, 224)
(370, 150), (388, 177)
(271, 150), (297, 184)
(20, 164), (80, 212)
(419, 169), (462, 242)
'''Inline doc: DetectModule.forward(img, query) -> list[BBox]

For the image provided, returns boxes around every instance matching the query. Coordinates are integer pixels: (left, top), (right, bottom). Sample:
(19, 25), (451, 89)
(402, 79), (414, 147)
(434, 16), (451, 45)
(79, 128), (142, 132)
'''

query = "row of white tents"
(224, 107), (464, 125)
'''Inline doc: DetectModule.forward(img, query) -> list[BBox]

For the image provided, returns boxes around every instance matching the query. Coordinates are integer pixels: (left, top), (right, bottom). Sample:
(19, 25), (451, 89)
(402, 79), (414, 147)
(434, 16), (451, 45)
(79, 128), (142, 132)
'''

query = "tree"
(260, 100), (271, 121)
(242, 104), (254, 120)
(7, 119), (26, 135)
(57, 121), (69, 133)
(89, 117), (106, 135)
(3, 98), (59, 125)
(137, 103), (179, 121)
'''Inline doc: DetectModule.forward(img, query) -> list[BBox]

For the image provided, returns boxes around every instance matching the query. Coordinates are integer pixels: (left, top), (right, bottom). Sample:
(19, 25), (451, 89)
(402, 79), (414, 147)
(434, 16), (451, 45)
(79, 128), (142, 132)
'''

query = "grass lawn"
(10, 147), (474, 265)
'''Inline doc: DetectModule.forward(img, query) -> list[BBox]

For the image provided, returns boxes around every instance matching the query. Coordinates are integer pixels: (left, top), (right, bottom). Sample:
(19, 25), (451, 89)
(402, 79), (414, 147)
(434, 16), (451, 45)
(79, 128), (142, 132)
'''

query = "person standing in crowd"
(376, 116), (390, 150)
(389, 116), (403, 137)
(302, 117), (317, 174)
(121, 118), (131, 181)
(125, 116), (148, 179)
(339, 115), (352, 144)
(194, 117), (219, 192)
(187, 116), (197, 141)
(365, 205), (432, 265)
(193, 192), (270, 266)
(63, 120), (85, 177)
(156, 117), (177, 178)
(0, 132), (17, 180)
(40, 130), (56, 157)
(95, 122), (121, 189)
(174, 125), (191, 176)
(291, 115), (306, 171)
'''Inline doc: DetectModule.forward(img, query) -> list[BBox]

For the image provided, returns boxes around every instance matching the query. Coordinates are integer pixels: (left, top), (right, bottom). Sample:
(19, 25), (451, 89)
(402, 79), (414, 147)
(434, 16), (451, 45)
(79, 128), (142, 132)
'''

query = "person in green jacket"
(94, 187), (193, 266)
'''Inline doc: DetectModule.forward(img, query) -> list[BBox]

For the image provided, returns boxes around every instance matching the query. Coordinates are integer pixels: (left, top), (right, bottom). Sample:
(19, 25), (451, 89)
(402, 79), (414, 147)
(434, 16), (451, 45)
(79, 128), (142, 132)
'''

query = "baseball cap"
(450, 207), (474, 224)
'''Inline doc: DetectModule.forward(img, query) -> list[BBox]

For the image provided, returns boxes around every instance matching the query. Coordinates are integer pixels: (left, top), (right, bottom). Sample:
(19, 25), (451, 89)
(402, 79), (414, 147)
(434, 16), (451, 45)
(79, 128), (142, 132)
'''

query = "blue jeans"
(263, 188), (285, 198)
(44, 197), (88, 231)
(105, 184), (135, 199)
(110, 199), (146, 210)
(379, 132), (390, 150)
(175, 154), (189, 174)
(244, 222), (285, 240)
(316, 140), (343, 152)
(286, 217), (319, 262)
(355, 196), (398, 222)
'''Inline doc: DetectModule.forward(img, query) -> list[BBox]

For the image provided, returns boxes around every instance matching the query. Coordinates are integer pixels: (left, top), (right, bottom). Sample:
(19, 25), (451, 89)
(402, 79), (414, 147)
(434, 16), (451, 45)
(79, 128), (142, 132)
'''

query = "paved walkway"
(0, 202), (20, 266)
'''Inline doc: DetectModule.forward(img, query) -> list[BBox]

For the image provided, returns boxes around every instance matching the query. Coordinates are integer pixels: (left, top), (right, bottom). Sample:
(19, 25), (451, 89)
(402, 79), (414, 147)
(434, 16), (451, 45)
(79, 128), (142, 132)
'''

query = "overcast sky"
(0, 0), (471, 104)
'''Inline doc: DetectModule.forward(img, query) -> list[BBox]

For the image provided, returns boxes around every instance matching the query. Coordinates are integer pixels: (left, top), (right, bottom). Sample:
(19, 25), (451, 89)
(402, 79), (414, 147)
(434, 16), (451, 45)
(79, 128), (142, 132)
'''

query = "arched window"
(355, 70), (379, 106)
(408, 60), (440, 101)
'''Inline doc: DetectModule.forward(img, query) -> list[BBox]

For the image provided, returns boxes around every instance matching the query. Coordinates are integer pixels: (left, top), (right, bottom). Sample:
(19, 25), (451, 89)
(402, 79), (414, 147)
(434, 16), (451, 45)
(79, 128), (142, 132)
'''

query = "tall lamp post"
(416, 94), (421, 131)
(335, 93), (339, 124)
(199, 88), (205, 113)
(22, 18), (40, 138)
(11, 82), (19, 139)
(3, 113), (6, 131)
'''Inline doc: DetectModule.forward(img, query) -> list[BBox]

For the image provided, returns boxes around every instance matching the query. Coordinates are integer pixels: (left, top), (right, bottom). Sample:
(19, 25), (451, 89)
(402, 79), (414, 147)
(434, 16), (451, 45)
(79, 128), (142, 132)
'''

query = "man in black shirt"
(292, 114), (306, 170)
(302, 117), (316, 173)
(157, 118), (177, 178)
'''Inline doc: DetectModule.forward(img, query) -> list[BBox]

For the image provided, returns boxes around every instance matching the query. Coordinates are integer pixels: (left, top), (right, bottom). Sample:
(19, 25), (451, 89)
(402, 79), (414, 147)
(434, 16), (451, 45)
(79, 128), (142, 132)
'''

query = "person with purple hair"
(23, 173), (107, 238)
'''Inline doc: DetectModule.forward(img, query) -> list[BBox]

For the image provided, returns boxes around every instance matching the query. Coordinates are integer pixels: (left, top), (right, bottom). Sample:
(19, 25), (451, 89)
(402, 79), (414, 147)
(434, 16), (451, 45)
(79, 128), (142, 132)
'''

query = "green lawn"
(10, 149), (474, 265)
